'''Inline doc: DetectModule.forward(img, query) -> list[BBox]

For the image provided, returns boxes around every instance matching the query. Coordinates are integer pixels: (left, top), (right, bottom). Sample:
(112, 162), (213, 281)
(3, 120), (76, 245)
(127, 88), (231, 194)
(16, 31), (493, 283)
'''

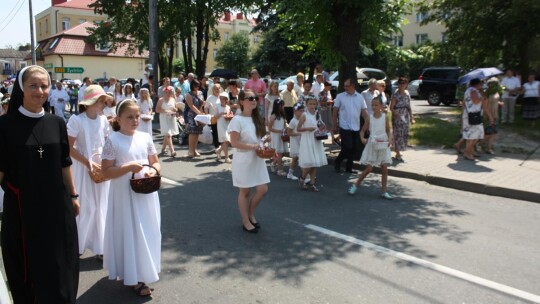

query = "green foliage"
(215, 33), (250, 76)
(172, 58), (185, 75)
(419, 0), (540, 75)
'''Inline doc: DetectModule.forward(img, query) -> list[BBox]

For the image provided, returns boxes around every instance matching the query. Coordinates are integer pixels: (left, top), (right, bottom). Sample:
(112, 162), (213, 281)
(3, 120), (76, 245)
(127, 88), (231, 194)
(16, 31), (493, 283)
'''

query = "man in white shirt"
(78, 77), (92, 103)
(332, 78), (369, 173)
(361, 78), (378, 115)
(49, 81), (70, 121)
(500, 69), (521, 123)
(107, 77), (117, 94)
(310, 73), (324, 95)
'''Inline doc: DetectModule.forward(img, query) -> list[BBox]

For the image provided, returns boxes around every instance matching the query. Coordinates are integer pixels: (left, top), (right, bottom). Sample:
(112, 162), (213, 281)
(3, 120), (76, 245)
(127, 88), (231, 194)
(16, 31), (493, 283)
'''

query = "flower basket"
(256, 147), (275, 159)
(281, 130), (290, 142)
(130, 164), (161, 194)
(88, 153), (109, 183)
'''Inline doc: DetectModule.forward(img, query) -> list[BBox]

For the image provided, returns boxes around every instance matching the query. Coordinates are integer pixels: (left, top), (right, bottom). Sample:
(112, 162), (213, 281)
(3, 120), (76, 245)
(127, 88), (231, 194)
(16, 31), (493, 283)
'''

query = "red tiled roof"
(54, 0), (95, 10)
(33, 22), (147, 59)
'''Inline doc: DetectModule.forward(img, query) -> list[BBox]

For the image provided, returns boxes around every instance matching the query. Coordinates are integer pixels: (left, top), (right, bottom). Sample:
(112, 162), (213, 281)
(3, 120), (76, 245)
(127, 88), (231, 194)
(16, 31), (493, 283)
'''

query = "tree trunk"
(193, 3), (204, 77)
(187, 34), (193, 72)
(168, 38), (174, 77)
(201, 16), (210, 76)
(181, 37), (189, 74)
(333, 5), (362, 93)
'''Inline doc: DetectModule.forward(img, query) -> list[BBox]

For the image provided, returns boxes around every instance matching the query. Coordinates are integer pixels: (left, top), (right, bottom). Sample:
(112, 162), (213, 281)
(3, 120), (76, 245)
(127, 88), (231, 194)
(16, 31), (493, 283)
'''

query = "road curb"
(327, 157), (540, 204)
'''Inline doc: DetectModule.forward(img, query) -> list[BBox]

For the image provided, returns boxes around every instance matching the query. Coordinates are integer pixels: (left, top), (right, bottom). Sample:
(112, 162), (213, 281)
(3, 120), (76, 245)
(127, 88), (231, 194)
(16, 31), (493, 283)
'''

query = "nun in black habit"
(0, 65), (79, 303)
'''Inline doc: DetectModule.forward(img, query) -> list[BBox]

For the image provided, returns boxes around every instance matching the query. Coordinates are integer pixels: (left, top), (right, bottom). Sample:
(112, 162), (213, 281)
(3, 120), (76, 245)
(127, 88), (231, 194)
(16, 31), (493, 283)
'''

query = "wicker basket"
(256, 148), (276, 159)
(88, 153), (109, 183)
(224, 113), (234, 121)
(314, 131), (328, 140)
(281, 130), (290, 142)
(211, 115), (218, 124)
(130, 164), (161, 194)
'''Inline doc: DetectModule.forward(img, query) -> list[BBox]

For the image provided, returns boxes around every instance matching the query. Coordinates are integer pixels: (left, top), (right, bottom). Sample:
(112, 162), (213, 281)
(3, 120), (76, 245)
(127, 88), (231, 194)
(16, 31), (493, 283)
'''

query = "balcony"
(2, 69), (12, 76)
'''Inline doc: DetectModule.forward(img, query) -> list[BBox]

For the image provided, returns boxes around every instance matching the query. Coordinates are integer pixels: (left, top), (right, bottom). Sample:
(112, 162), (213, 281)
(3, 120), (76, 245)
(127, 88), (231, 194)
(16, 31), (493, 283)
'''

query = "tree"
(270, 0), (409, 92)
(420, 0), (540, 76)
(215, 33), (250, 76)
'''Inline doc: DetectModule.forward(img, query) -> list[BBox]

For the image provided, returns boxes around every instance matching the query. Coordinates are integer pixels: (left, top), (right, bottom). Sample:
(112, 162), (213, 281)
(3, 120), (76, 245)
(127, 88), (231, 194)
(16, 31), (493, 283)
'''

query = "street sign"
(54, 67), (84, 74)
(43, 63), (53, 69)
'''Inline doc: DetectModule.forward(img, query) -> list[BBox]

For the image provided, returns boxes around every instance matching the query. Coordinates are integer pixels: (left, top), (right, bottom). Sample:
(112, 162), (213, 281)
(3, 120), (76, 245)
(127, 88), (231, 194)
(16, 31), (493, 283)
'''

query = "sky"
(0, 0), (50, 48)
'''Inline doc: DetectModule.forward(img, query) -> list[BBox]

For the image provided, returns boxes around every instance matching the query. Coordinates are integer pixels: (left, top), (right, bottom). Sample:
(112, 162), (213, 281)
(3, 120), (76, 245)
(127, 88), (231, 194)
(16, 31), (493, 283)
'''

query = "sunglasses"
(245, 96), (257, 101)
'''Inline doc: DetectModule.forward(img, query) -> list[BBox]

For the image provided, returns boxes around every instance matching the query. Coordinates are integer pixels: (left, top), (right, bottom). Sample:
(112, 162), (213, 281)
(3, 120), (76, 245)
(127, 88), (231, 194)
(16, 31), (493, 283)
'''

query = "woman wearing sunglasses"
(228, 90), (270, 234)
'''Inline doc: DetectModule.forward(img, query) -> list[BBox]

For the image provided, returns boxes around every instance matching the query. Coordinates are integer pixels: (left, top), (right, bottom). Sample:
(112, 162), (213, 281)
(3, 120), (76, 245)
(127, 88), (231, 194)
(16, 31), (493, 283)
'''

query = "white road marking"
(306, 224), (540, 303)
(161, 177), (183, 187)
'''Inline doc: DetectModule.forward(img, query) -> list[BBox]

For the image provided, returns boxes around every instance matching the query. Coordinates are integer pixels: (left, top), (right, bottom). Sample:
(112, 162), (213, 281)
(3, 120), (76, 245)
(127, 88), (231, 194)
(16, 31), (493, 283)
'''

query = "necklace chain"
(30, 127), (45, 159)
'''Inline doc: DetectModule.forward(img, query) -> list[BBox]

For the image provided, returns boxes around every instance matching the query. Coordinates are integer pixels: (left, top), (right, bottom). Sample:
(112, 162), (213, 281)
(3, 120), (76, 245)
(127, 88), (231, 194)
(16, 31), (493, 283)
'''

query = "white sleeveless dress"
(360, 113), (392, 166)
(269, 115), (288, 153)
(299, 111), (328, 168)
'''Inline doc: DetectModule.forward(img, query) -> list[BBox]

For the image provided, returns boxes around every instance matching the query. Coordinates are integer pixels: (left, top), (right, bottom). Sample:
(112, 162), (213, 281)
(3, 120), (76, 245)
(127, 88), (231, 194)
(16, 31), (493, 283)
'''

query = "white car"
(408, 79), (422, 98)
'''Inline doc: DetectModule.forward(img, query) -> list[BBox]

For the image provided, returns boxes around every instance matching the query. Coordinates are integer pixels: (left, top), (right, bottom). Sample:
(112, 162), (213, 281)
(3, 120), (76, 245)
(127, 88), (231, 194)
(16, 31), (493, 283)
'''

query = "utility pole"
(148, 0), (158, 90)
(29, 0), (36, 64)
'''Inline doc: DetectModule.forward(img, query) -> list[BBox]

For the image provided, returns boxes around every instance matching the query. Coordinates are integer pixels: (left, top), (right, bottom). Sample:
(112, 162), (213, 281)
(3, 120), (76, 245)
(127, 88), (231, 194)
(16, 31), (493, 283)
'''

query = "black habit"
(0, 110), (79, 303)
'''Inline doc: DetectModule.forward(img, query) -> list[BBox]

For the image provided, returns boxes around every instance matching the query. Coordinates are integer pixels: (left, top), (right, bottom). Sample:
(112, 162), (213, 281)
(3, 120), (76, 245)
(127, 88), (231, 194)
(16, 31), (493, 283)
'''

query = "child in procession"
(215, 92), (232, 162)
(267, 99), (288, 176)
(348, 96), (394, 199)
(101, 99), (162, 297)
(285, 102), (304, 180)
(297, 96), (328, 191)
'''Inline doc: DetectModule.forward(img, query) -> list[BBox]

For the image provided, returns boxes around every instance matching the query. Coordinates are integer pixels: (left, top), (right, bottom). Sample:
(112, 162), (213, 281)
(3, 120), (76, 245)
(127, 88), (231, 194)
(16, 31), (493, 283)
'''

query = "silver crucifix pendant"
(37, 146), (44, 159)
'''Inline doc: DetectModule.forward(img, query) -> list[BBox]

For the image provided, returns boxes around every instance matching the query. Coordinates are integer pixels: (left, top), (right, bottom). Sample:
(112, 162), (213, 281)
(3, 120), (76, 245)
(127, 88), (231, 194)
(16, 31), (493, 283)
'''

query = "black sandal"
(133, 282), (153, 297)
(309, 183), (319, 192)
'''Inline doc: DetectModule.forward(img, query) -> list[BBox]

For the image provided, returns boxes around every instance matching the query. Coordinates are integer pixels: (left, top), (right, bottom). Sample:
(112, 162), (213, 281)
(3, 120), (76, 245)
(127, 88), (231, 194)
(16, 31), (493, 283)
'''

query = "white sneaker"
(348, 184), (357, 195)
(269, 163), (276, 173)
(287, 172), (299, 180)
(381, 192), (393, 200)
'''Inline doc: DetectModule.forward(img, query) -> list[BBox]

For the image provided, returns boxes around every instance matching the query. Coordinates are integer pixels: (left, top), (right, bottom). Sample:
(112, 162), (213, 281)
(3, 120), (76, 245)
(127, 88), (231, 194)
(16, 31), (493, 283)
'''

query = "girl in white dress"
(297, 97), (328, 191)
(215, 92), (232, 162)
(114, 82), (123, 103)
(285, 103), (304, 180)
(123, 83), (135, 101)
(102, 92), (117, 125)
(228, 89), (270, 233)
(101, 99), (161, 297)
(67, 85), (112, 257)
(156, 86), (179, 157)
(268, 99), (288, 176)
(264, 81), (280, 122)
(348, 97), (394, 199)
(137, 88), (154, 134)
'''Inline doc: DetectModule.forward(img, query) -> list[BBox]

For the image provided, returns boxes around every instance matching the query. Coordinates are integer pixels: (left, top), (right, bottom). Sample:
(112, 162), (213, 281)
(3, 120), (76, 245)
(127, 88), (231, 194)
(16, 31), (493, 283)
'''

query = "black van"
(417, 67), (461, 106)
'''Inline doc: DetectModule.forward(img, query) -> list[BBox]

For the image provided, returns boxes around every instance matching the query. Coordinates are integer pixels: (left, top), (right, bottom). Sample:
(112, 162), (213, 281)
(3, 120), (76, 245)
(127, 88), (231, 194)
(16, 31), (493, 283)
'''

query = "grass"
(498, 105), (540, 142)
(409, 115), (461, 148)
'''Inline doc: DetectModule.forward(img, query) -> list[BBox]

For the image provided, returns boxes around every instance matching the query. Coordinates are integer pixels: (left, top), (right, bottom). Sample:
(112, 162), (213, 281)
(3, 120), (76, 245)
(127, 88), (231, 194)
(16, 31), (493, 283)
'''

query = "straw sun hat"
(79, 85), (113, 106)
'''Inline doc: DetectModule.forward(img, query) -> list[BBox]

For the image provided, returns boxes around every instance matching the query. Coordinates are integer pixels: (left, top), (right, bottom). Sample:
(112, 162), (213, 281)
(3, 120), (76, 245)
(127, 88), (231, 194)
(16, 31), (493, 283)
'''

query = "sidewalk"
(326, 144), (540, 203)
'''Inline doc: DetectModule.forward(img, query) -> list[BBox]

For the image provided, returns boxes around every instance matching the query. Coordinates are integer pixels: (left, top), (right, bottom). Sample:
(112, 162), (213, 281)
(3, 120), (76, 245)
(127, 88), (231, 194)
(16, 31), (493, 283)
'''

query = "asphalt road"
(75, 141), (540, 304)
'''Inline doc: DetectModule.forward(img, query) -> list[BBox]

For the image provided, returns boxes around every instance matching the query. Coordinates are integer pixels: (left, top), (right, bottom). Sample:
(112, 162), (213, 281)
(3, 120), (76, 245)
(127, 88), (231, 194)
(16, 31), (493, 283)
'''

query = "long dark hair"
(238, 89), (265, 138)
(270, 98), (285, 120)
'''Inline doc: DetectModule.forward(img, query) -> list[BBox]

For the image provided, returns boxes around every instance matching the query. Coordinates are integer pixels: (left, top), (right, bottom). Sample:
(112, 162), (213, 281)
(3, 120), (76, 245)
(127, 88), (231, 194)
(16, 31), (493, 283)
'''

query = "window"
(393, 35), (403, 47)
(62, 17), (70, 31)
(224, 32), (229, 41)
(45, 20), (48, 33)
(213, 48), (218, 58)
(415, 33), (429, 45)
(49, 38), (59, 49)
(79, 19), (86, 24)
(20, 62), (27, 69)
(39, 22), (42, 36)
(416, 12), (428, 23)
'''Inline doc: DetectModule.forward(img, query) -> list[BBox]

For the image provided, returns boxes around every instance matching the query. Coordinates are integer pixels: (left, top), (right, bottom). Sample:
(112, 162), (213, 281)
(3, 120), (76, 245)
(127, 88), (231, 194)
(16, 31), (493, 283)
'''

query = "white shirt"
(501, 76), (521, 98)
(78, 84), (87, 101)
(311, 81), (324, 95)
(49, 88), (70, 105)
(523, 81), (540, 98)
(333, 91), (367, 131)
(361, 89), (377, 115)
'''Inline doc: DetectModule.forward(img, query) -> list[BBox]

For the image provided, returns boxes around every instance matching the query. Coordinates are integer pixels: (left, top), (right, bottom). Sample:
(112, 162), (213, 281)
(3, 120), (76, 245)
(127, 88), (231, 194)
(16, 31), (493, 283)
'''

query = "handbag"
(314, 111), (328, 140)
(130, 164), (161, 194)
(468, 111), (483, 125)
(314, 130), (328, 140)
(88, 153), (109, 183)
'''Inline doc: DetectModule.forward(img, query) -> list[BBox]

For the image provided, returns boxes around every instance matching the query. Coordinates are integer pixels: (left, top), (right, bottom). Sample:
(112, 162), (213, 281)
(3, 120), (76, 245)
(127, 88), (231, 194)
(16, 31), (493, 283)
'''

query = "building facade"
(33, 22), (148, 81)
(0, 50), (30, 81)
(197, 12), (260, 73)
(392, 9), (447, 47)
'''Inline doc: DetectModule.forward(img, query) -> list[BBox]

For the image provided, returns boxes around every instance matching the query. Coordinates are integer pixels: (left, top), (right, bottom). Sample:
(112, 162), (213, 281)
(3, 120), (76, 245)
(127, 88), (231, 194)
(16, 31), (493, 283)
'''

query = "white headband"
(18, 65), (51, 92)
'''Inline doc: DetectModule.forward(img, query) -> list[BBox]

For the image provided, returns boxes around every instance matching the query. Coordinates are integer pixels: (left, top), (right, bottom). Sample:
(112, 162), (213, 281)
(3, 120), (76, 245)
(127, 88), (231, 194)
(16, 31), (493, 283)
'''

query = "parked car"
(329, 68), (392, 98)
(417, 67), (461, 106)
(278, 75), (298, 92)
(408, 79), (421, 98)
